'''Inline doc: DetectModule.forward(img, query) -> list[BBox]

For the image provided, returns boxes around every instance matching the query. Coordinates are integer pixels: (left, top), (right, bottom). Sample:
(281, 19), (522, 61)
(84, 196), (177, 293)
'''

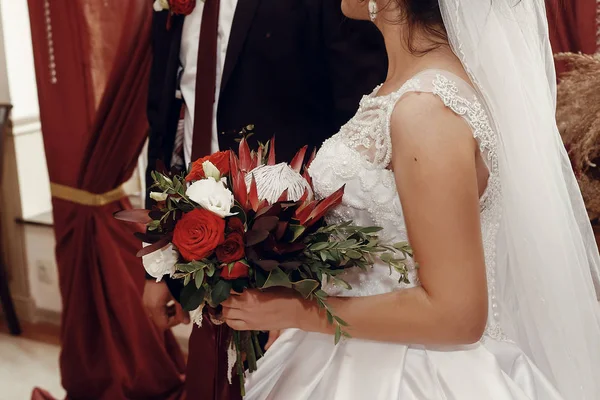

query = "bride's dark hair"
(390, 0), (447, 53)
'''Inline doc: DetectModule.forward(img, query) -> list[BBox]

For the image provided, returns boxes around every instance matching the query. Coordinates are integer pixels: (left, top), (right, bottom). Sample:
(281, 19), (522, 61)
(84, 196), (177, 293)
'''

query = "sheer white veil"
(438, 0), (600, 397)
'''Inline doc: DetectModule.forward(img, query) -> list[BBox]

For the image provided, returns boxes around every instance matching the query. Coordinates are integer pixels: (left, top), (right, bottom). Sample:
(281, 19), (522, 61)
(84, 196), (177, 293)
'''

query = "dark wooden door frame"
(0, 103), (21, 335)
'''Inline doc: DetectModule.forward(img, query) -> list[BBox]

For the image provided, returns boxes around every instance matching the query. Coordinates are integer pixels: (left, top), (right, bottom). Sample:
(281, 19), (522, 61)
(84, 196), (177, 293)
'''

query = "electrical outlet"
(36, 260), (54, 285)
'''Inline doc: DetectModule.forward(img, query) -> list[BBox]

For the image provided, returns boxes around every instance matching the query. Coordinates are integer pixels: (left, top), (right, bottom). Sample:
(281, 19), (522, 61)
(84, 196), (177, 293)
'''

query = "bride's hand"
(221, 288), (309, 332)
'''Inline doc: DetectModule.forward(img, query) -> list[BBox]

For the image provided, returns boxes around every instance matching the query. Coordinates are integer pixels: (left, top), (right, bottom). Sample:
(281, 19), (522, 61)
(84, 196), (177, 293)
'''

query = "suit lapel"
(170, 16), (185, 71)
(221, 0), (261, 93)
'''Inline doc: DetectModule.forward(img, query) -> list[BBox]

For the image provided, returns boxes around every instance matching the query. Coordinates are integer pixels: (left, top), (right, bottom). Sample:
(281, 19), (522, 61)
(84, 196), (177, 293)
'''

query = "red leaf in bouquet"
(290, 145), (308, 173)
(272, 241), (305, 255)
(248, 176), (260, 211)
(250, 150), (258, 171)
(306, 147), (317, 169)
(134, 231), (164, 244)
(274, 221), (288, 240)
(254, 204), (273, 219)
(245, 229), (270, 246)
(254, 259), (279, 272)
(254, 150), (261, 168)
(299, 187), (310, 202)
(238, 138), (253, 172)
(233, 170), (249, 211)
(277, 189), (289, 203)
(230, 152), (249, 210)
(256, 199), (270, 214)
(280, 261), (302, 270)
(114, 209), (153, 224)
(256, 143), (266, 166)
(136, 236), (172, 257)
(254, 203), (282, 219)
(267, 136), (276, 165)
(302, 169), (313, 189)
(252, 215), (279, 232)
(229, 147), (240, 171)
(220, 261), (250, 280)
(294, 200), (318, 225)
(304, 186), (345, 227)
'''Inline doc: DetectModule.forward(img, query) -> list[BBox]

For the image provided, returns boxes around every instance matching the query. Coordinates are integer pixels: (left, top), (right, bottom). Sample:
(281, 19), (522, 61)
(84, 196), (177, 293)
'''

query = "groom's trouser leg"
(185, 318), (242, 399)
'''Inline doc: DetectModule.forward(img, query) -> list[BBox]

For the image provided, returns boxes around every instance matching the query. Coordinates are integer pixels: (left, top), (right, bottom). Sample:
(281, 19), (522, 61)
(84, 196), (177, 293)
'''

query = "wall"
(0, 1), (35, 322)
(24, 224), (61, 315)
(0, 0), (52, 220)
(0, 0), (57, 322)
(0, 3), (7, 105)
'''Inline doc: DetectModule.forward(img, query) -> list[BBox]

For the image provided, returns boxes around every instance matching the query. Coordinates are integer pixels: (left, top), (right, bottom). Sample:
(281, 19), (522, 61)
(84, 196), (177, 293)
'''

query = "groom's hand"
(143, 280), (190, 331)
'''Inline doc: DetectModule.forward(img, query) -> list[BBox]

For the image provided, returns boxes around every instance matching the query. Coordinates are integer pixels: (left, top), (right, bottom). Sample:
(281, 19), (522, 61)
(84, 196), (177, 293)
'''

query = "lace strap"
(345, 70), (498, 173)
(384, 70), (497, 167)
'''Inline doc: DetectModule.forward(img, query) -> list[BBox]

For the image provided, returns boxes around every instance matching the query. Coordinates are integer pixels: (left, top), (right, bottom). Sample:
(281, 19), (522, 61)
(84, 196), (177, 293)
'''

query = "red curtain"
(546, 0), (598, 77)
(27, 1), (185, 398)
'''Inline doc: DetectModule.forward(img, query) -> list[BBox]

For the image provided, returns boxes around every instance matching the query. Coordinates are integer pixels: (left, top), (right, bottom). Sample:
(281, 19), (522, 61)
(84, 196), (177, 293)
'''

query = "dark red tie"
(191, 0), (221, 160)
(187, 6), (243, 399)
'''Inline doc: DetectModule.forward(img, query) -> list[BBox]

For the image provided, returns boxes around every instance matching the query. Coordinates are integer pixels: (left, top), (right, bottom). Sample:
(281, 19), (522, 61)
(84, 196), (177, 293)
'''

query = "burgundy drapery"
(27, 1), (185, 399)
(546, 0), (598, 76)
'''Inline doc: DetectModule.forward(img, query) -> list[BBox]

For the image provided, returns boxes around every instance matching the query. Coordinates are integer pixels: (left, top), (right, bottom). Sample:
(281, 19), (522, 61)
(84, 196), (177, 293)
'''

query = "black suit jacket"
(146, 0), (387, 298)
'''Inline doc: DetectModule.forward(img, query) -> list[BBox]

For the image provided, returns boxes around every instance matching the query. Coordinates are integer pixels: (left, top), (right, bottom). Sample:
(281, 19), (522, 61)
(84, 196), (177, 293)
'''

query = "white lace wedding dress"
(244, 70), (564, 400)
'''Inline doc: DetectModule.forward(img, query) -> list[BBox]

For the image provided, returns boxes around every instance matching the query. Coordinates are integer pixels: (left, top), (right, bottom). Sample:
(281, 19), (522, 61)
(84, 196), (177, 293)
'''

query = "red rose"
(216, 218), (246, 263)
(169, 0), (196, 15)
(173, 209), (225, 261)
(220, 261), (250, 280)
(227, 217), (245, 233)
(186, 151), (232, 182)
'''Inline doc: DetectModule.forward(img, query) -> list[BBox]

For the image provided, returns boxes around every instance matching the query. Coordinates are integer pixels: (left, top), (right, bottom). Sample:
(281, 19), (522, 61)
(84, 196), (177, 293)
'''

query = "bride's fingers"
(224, 318), (249, 331)
(221, 295), (244, 309)
(221, 306), (244, 320)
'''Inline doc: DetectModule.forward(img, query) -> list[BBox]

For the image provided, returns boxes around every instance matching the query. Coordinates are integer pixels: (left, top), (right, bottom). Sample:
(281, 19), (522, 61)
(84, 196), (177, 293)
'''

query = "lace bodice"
(308, 70), (506, 341)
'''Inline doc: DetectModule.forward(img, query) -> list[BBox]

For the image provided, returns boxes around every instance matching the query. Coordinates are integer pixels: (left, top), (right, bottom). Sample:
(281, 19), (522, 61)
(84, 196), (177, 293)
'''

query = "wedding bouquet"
(116, 139), (413, 391)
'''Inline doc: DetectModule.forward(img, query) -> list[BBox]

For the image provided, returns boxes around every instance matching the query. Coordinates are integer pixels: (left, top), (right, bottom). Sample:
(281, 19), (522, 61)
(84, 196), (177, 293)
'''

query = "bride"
(221, 0), (600, 398)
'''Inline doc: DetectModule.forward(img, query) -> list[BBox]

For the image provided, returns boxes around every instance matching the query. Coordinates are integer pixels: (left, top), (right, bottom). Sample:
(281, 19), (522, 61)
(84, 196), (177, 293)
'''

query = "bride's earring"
(368, 0), (378, 22)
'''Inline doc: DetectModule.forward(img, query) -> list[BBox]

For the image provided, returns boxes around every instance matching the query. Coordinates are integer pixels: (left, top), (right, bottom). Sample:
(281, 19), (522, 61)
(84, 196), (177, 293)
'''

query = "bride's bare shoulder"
(389, 90), (476, 159)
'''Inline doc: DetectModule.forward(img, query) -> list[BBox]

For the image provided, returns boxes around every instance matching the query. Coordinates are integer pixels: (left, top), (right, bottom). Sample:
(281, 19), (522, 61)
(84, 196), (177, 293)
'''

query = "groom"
(145, 0), (386, 398)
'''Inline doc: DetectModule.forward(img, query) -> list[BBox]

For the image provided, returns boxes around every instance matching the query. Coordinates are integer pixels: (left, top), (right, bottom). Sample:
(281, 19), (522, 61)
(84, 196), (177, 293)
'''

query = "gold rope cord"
(50, 183), (126, 207)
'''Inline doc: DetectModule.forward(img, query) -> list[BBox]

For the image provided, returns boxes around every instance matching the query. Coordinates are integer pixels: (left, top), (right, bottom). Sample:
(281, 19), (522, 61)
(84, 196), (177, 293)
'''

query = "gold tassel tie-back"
(50, 183), (126, 207)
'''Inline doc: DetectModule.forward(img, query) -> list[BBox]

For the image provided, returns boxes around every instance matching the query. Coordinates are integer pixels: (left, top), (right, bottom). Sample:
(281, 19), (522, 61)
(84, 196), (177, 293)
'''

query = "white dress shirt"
(179, 0), (238, 165)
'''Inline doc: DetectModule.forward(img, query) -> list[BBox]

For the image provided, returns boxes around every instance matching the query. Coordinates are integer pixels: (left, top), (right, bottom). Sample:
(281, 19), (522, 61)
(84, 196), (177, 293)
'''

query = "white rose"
(149, 191), (168, 202)
(186, 177), (235, 218)
(142, 243), (178, 281)
(202, 160), (221, 180)
(153, 0), (169, 12)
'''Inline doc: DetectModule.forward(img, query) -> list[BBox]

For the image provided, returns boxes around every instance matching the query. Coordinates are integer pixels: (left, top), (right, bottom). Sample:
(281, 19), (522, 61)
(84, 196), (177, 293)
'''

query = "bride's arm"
(223, 94), (489, 345)
(301, 95), (488, 345)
